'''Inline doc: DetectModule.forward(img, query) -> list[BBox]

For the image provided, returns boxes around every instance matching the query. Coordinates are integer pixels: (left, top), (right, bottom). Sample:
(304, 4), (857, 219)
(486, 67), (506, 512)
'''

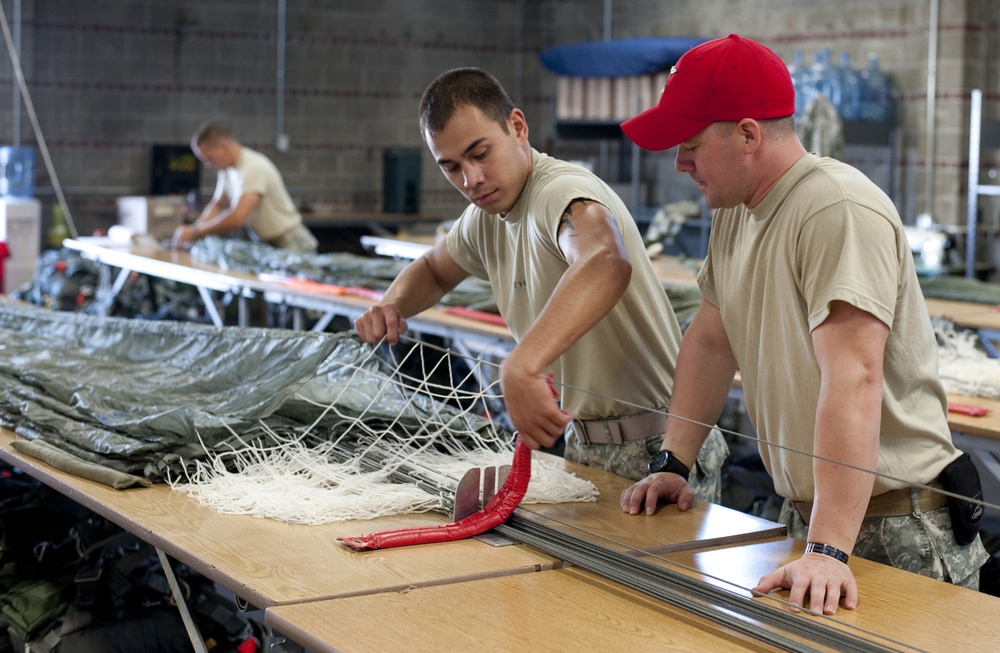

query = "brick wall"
(1, 0), (997, 254)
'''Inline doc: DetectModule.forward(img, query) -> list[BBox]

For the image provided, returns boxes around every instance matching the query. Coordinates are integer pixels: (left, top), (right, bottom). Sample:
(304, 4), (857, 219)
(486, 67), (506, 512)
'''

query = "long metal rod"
(323, 432), (922, 652)
(497, 513), (924, 653)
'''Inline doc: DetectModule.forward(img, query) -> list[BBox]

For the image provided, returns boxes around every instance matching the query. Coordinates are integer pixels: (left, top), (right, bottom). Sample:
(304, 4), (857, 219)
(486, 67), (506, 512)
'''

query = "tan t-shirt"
(447, 149), (682, 419)
(219, 147), (302, 243)
(698, 153), (958, 501)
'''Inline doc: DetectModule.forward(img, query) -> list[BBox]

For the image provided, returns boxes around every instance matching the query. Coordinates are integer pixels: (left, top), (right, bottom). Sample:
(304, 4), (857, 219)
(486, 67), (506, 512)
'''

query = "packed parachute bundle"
(191, 236), (499, 312)
(0, 302), (596, 524)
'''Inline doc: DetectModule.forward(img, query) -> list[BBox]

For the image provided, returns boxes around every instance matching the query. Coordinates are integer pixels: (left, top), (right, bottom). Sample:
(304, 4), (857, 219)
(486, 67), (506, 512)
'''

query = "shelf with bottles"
(787, 48), (896, 127)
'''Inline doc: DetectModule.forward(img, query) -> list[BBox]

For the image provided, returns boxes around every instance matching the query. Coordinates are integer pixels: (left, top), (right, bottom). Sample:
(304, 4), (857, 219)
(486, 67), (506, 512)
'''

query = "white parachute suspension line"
(934, 319), (1000, 399)
(169, 335), (599, 524)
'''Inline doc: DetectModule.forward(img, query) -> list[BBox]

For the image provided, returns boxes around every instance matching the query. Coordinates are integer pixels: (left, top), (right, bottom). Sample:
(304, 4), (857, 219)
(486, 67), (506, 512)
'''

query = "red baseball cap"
(621, 34), (794, 151)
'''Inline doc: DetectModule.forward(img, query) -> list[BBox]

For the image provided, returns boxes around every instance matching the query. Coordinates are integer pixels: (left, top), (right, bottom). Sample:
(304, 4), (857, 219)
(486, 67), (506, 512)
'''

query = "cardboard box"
(117, 196), (187, 240)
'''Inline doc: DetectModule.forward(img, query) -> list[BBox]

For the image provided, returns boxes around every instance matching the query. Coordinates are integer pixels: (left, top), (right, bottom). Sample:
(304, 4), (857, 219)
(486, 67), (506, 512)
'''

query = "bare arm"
(197, 192), (259, 234)
(172, 191), (260, 246)
(501, 199), (632, 448)
(754, 300), (886, 614)
(620, 299), (737, 512)
(354, 239), (469, 344)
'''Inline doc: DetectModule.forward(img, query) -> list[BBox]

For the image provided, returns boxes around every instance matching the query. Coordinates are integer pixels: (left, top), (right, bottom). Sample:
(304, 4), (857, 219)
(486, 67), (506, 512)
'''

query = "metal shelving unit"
(966, 89), (1000, 278)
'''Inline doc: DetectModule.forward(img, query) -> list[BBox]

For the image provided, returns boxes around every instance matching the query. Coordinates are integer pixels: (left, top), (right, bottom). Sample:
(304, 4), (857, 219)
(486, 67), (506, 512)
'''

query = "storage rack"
(966, 89), (1000, 278)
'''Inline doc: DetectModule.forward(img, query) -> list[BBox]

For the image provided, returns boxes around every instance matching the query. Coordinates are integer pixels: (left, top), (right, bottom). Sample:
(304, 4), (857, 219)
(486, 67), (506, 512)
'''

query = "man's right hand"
(354, 304), (408, 345)
(620, 472), (695, 515)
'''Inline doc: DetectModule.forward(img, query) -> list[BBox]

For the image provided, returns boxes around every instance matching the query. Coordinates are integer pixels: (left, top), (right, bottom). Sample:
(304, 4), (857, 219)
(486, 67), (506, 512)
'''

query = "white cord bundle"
(935, 321), (1000, 399)
(169, 340), (598, 525)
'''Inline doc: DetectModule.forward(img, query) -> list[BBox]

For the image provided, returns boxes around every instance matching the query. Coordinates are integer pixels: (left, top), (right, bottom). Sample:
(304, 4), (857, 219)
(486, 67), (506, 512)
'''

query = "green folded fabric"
(9, 439), (152, 490)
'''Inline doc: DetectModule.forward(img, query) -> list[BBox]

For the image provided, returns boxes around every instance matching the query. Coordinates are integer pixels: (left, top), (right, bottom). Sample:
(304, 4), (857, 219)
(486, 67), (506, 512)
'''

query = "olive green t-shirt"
(447, 149), (682, 419)
(699, 153), (958, 501)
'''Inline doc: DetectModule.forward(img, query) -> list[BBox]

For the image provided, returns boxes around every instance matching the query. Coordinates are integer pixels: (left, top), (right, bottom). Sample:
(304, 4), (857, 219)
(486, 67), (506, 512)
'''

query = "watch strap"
(648, 450), (690, 480)
(804, 542), (849, 564)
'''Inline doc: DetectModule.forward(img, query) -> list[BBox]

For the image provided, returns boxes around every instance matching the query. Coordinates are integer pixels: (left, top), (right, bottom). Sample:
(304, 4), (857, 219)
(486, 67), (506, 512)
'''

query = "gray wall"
(1, 0), (998, 248)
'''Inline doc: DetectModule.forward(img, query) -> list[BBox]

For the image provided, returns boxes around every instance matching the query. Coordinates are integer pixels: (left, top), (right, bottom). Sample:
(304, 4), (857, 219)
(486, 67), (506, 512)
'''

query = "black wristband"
(805, 542), (849, 564)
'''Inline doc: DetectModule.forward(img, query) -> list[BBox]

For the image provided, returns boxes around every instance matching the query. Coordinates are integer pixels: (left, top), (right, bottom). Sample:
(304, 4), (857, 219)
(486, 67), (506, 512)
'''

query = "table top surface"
(266, 566), (793, 653)
(946, 392), (1000, 440)
(63, 238), (514, 341)
(0, 428), (783, 609)
(660, 537), (1000, 650)
(267, 535), (1000, 653)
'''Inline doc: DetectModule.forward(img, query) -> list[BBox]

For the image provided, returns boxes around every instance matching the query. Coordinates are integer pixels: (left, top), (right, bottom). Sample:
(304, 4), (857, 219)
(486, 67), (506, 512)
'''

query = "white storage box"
(117, 196), (187, 240)
(0, 197), (41, 294)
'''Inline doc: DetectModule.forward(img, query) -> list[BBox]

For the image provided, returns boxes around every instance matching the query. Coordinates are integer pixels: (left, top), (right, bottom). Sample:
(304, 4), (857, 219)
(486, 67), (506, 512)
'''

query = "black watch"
(647, 450), (690, 480)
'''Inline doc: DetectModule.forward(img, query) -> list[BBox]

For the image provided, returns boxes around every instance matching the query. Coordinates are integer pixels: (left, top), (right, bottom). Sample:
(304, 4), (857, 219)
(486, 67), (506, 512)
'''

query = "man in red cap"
(619, 34), (987, 613)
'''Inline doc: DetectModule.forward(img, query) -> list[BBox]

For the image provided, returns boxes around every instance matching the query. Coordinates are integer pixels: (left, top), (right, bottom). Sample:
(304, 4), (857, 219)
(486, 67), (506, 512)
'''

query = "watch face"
(648, 450), (669, 473)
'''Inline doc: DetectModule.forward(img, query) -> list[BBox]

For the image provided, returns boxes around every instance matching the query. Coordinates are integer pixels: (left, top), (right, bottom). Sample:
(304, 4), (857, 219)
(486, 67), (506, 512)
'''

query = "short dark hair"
(192, 122), (232, 148)
(419, 68), (516, 138)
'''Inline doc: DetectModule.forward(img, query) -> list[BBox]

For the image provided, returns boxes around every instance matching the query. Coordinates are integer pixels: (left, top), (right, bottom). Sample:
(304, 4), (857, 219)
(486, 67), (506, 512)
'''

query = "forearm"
(380, 256), (455, 318)
(659, 325), (736, 468)
(807, 379), (881, 553)
(195, 206), (243, 235)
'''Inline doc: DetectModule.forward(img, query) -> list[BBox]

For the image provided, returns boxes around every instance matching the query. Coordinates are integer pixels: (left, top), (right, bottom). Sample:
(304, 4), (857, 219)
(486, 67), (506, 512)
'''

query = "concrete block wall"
(0, 0), (552, 237)
(1, 0), (997, 254)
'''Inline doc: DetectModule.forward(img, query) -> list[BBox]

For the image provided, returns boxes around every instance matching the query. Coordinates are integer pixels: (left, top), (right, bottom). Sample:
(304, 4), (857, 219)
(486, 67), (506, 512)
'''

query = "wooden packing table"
(0, 427), (784, 610)
(298, 210), (447, 230)
(62, 238), (513, 356)
(659, 537), (1000, 650)
(265, 536), (1000, 653)
(924, 297), (1000, 331)
(361, 233), (703, 289)
(362, 233), (1000, 327)
(266, 567), (793, 653)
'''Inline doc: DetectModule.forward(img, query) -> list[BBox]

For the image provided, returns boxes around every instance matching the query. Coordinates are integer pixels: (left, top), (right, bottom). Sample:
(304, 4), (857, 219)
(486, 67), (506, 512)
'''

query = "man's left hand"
(752, 552), (858, 614)
(172, 225), (197, 248)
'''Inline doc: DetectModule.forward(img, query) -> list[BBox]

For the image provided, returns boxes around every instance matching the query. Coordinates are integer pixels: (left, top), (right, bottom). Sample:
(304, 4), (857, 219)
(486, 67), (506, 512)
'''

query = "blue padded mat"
(538, 37), (708, 78)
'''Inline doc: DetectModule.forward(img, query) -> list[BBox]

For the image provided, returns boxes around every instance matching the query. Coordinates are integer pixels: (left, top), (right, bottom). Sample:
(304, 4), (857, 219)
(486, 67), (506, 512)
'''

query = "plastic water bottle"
(0, 147), (34, 197)
(837, 52), (862, 120)
(860, 54), (893, 122)
(807, 49), (834, 109)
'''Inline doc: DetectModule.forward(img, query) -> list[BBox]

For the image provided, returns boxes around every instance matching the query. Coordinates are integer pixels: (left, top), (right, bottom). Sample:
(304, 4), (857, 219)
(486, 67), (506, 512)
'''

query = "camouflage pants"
(564, 426), (729, 503)
(779, 495), (989, 589)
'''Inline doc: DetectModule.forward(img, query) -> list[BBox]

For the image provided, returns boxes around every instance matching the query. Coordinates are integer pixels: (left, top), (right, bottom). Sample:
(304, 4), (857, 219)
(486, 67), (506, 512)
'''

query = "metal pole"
(923, 0), (939, 218)
(155, 549), (209, 653)
(276, 0), (288, 152)
(967, 89), (982, 278)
